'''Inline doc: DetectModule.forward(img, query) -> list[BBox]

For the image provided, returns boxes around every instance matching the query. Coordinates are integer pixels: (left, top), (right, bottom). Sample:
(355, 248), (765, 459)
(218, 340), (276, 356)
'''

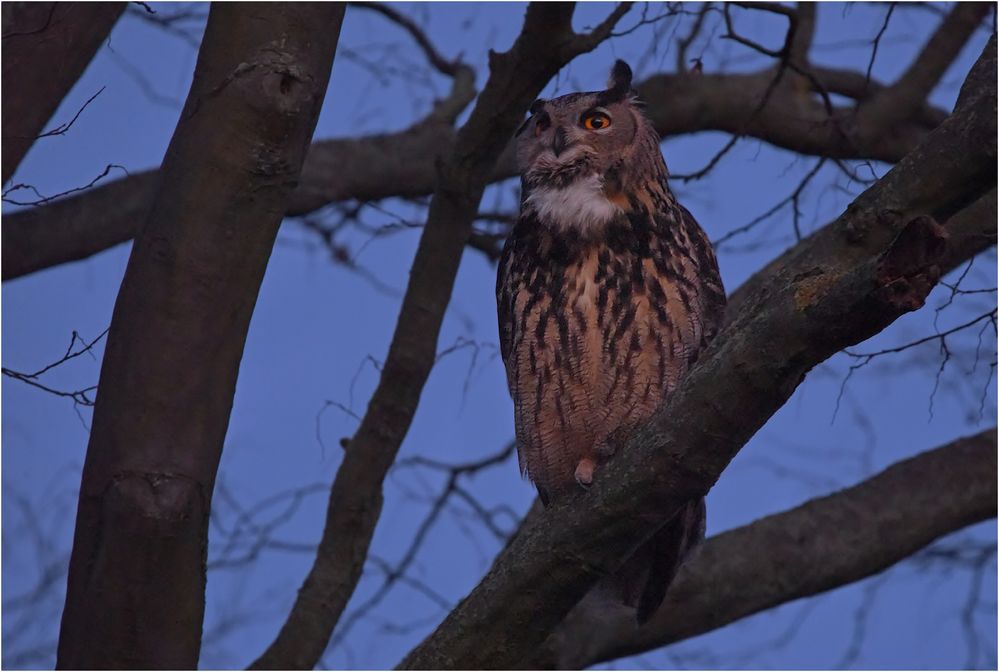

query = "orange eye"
(582, 111), (611, 130)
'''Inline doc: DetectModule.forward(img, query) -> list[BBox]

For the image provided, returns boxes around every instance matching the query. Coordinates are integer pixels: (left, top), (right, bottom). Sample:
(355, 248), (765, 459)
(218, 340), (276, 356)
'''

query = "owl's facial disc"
(514, 70), (654, 236)
(516, 92), (637, 192)
(518, 115), (599, 190)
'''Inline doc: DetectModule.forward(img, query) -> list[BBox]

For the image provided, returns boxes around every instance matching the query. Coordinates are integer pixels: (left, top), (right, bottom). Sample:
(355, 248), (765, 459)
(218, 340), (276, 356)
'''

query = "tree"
(2, 2), (995, 669)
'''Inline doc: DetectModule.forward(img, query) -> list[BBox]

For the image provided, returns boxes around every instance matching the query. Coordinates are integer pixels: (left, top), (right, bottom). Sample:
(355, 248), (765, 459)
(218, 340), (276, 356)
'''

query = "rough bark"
(250, 4), (634, 669)
(1, 63), (951, 281)
(1, 2), (125, 183)
(55, 4), (344, 668)
(396, 37), (996, 671)
(726, 187), (997, 324)
(940, 187), (998, 270)
(535, 429), (997, 669)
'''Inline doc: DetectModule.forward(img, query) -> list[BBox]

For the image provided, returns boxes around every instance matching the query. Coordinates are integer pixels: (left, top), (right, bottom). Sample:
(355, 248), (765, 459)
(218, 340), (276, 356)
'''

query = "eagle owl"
(496, 61), (726, 621)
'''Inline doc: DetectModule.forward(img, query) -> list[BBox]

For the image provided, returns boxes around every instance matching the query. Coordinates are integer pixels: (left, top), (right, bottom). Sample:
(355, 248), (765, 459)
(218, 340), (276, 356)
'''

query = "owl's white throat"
(524, 174), (623, 236)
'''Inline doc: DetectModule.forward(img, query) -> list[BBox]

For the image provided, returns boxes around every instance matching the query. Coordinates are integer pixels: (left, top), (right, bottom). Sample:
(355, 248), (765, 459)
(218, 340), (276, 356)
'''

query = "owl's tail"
(610, 497), (706, 624)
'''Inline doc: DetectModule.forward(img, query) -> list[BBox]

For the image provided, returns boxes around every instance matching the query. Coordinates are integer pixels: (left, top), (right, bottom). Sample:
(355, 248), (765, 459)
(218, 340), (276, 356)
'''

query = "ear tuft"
(607, 59), (633, 93)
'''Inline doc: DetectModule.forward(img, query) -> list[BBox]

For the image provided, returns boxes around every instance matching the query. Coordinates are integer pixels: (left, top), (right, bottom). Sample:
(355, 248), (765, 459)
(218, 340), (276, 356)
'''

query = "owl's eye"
(581, 110), (612, 130)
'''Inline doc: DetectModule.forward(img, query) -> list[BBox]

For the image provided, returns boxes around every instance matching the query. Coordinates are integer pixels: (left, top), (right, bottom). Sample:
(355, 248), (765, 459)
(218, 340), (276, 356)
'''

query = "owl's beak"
(551, 126), (570, 157)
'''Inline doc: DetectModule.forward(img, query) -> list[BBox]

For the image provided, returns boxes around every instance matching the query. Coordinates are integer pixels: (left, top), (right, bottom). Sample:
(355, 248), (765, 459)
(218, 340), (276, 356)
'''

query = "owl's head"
(514, 61), (669, 233)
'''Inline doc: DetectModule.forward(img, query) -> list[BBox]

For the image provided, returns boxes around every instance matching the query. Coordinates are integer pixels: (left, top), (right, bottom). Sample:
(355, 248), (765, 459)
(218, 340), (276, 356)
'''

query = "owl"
(496, 61), (726, 622)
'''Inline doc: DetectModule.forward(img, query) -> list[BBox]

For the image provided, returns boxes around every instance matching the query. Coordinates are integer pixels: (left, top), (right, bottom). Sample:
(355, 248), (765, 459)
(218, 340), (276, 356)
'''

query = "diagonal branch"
(1, 2), (126, 183)
(725, 187), (997, 326)
(248, 4), (634, 669)
(536, 428), (997, 669)
(396, 36), (996, 671)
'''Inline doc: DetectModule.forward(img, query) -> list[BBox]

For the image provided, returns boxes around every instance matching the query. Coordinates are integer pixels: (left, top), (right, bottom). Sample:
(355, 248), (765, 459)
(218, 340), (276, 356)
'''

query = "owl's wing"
(495, 237), (516, 376)
(675, 203), (727, 343)
(496, 234), (544, 493)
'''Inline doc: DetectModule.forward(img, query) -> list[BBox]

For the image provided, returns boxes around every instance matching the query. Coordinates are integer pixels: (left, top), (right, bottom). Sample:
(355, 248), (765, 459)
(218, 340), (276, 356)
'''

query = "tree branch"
(726, 186), (997, 325)
(536, 428), (997, 669)
(347, 2), (476, 124)
(2, 55), (953, 281)
(56, 4), (344, 668)
(396, 36), (996, 670)
(856, 2), (990, 139)
(249, 4), (634, 669)
(1, 2), (125, 183)
(350, 2), (461, 77)
(789, 1), (816, 65)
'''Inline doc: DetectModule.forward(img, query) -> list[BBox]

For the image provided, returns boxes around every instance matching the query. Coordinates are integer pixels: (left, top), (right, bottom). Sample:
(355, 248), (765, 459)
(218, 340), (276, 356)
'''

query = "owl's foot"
(574, 457), (596, 488)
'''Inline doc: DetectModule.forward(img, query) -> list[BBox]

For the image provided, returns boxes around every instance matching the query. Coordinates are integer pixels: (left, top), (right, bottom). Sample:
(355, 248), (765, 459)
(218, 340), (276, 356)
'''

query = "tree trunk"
(56, 3), (344, 668)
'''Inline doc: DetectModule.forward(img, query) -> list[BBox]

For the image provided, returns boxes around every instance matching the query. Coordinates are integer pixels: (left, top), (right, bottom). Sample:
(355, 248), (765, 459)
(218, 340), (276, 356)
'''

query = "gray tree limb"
(2, 39), (957, 281)
(55, 4), (344, 668)
(396, 36), (996, 670)
(536, 428), (997, 669)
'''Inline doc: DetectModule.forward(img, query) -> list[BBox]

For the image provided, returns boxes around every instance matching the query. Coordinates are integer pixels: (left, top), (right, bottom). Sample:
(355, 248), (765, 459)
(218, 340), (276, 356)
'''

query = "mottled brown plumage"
(496, 61), (725, 621)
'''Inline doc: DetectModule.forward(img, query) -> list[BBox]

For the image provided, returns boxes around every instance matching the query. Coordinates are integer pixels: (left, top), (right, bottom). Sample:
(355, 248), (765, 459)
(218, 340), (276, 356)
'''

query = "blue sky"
(2, 3), (996, 669)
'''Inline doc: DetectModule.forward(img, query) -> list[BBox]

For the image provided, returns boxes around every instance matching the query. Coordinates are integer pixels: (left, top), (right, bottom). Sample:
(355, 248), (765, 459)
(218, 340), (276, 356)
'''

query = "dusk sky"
(2, 3), (996, 669)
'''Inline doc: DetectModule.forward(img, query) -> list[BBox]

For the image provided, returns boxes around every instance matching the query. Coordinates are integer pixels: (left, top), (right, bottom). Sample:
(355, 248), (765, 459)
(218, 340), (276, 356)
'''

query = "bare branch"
(835, 309), (998, 420)
(2, 163), (129, 206)
(713, 158), (826, 248)
(675, 2), (714, 72)
(33, 87), (106, 139)
(861, 2), (897, 96)
(348, 1), (476, 124)
(2, 327), (108, 407)
(846, 309), (997, 361)
(857, 2), (991, 136)
(350, 2), (461, 77)
(323, 442), (517, 655)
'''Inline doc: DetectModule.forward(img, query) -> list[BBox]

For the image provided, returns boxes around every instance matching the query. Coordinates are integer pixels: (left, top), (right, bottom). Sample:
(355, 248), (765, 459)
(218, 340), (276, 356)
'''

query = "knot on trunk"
(876, 214), (948, 312)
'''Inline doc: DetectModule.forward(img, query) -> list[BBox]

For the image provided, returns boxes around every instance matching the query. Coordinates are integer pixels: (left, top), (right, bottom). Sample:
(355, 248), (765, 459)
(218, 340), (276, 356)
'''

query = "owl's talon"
(574, 458), (596, 488)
